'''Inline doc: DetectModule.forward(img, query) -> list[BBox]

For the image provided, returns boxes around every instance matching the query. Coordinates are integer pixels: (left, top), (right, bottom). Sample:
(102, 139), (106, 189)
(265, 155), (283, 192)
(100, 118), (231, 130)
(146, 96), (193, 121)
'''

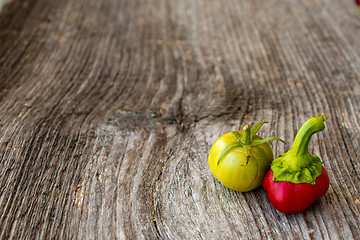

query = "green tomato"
(208, 122), (284, 192)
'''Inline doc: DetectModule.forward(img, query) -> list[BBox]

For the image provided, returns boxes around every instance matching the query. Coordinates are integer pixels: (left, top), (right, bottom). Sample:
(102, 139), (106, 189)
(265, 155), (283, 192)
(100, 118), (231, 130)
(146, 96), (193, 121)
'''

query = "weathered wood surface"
(0, 0), (359, 239)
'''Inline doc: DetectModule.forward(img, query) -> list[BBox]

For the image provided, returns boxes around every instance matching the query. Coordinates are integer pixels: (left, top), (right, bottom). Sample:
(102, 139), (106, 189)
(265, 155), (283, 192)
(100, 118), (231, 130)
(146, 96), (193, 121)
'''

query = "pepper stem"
(270, 115), (327, 183)
(290, 115), (327, 156)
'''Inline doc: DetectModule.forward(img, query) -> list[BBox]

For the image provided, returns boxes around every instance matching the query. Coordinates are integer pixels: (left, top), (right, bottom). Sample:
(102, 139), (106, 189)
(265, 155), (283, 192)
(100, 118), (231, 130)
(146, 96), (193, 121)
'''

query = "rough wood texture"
(0, 0), (359, 239)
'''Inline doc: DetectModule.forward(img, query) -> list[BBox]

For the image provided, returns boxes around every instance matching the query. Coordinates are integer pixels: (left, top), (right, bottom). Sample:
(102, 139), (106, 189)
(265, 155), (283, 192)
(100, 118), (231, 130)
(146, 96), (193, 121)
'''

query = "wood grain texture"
(0, 0), (359, 239)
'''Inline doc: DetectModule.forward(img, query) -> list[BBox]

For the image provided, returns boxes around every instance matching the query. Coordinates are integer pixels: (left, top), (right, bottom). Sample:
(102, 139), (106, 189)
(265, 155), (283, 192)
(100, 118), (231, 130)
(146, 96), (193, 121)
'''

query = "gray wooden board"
(0, 0), (359, 239)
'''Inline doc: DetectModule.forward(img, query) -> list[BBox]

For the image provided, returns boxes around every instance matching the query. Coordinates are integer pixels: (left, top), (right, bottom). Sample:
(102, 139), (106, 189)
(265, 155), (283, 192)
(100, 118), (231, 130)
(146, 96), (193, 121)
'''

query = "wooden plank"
(0, 0), (359, 239)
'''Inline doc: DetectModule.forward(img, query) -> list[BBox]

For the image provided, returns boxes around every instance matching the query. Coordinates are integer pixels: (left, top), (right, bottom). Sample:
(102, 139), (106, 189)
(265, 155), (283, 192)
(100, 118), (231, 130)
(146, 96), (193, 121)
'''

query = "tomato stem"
(216, 122), (284, 166)
(241, 125), (251, 145)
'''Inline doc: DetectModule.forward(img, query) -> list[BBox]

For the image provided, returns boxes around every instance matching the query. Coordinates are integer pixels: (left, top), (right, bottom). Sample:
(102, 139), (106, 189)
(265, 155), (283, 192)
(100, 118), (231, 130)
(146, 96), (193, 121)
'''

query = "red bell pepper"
(263, 115), (330, 213)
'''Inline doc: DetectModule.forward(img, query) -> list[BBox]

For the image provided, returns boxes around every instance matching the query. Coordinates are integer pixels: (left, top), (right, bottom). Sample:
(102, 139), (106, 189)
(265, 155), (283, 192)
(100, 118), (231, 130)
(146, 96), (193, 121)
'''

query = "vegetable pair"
(208, 115), (329, 213)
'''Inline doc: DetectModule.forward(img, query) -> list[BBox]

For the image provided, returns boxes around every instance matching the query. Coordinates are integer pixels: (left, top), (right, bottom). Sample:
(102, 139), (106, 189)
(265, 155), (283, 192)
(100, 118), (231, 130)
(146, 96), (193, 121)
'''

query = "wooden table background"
(0, 0), (360, 239)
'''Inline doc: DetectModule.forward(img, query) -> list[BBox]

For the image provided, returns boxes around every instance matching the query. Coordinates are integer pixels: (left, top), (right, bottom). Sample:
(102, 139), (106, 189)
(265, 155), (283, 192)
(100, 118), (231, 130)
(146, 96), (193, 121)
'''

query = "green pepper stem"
(270, 115), (327, 183)
(241, 125), (251, 145)
(290, 115), (327, 156)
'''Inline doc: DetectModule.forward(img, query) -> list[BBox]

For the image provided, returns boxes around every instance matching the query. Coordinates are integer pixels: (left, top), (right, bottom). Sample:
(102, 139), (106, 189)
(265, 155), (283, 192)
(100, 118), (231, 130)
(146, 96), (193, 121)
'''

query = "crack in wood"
(151, 178), (162, 239)
(150, 149), (174, 239)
